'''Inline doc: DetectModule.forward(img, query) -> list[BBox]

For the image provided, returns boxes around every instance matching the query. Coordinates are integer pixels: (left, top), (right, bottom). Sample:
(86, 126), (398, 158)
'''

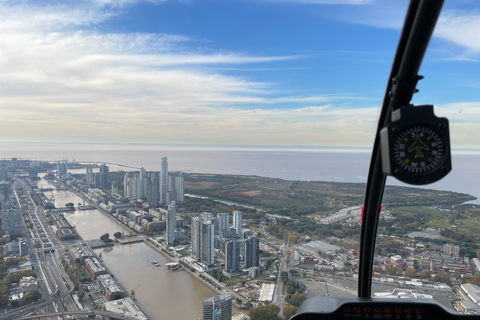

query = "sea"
(2, 142), (479, 204)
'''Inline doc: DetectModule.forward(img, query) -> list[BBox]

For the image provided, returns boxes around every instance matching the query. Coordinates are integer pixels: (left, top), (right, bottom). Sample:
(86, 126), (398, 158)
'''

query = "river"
(35, 178), (226, 320)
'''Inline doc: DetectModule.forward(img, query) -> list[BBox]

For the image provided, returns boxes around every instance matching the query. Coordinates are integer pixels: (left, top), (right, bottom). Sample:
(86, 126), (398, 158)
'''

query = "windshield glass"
(0, 1), (479, 319)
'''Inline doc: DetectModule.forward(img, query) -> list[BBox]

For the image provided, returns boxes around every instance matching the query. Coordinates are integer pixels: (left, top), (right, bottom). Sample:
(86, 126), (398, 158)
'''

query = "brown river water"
(36, 178), (227, 320)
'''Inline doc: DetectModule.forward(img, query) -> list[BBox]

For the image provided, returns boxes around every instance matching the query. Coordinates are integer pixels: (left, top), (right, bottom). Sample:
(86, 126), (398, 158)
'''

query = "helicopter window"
(0, 1), (479, 320)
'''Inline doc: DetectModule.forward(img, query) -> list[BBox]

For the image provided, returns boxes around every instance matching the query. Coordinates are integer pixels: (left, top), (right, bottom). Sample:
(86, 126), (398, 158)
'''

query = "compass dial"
(392, 125), (445, 175)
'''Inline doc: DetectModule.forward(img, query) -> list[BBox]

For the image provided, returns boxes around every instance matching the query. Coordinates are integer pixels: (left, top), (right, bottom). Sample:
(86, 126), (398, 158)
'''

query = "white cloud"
(0, 0), (379, 147)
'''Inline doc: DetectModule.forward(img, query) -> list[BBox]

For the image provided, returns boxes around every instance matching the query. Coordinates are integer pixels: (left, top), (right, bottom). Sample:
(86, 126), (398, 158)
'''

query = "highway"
(2, 178), (78, 320)
(271, 234), (294, 317)
(18, 309), (142, 320)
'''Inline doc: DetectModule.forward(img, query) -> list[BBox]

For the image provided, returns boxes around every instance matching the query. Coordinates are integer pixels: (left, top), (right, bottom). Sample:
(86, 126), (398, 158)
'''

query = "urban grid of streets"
(3, 177), (138, 320)
(3, 170), (477, 320)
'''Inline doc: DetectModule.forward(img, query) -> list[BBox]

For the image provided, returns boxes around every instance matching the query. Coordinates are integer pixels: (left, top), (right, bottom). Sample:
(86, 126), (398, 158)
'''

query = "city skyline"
(0, 1), (479, 149)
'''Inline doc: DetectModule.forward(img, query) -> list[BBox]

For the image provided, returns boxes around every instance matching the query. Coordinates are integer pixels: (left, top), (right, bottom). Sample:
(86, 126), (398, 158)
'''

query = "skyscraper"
(203, 295), (232, 320)
(147, 172), (160, 206)
(111, 182), (119, 195)
(124, 172), (131, 197)
(217, 213), (229, 232)
(86, 164), (94, 185)
(244, 237), (260, 268)
(166, 201), (176, 245)
(191, 217), (202, 258)
(232, 211), (242, 236)
(191, 214), (215, 267)
(160, 157), (168, 203)
(97, 164), (110, 189)
(201, 220), (215, 266)
(57, 160), (67, 178)
(224, 239), (238, 273)
(174, 171), (184, 202)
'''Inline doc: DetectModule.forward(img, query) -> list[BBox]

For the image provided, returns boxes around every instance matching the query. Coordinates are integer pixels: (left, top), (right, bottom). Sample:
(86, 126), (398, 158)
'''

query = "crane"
(131, 284), (142, 301)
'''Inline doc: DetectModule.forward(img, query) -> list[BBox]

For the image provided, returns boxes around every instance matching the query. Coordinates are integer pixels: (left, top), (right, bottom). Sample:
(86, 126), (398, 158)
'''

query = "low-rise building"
(97, 274), (125, 301)
(85, 257), (106, 278)
(56, 228), (79, 241)
(68, 245), (94, 264)
(19, 276), (38, 294)
(102, 297), (148, 320)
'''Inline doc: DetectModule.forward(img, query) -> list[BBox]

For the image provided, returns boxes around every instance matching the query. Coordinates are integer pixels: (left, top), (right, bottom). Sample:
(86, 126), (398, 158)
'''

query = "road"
(1, 178), (78, 320)
(271, 234), (295, 318)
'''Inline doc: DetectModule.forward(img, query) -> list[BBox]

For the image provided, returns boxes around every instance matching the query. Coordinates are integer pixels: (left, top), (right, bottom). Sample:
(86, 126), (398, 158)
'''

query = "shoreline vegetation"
(183, 173), (476, 217)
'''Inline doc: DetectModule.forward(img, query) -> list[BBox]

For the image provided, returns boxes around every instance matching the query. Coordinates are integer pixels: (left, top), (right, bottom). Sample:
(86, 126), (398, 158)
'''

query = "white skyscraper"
(191, 217), (202, 258)
(160, 157), (168, 203)
(232, 211), (242, 236)
(191, 214), (215, 267)
(217, 213), (229, 231)
(174, 171), (184, 202)
(166, 201), (176, 245)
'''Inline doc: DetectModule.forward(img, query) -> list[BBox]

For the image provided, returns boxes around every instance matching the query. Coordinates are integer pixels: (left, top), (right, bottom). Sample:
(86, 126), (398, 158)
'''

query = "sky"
(0, 0), (479, 149)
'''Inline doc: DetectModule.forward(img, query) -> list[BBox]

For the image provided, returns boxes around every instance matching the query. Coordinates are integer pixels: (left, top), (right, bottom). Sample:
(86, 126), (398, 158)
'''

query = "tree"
(44, 203), (55, 209)
(289, 269), (299, 277)
(19, 290), (41, 306)
(100, 233), (110, 243)
(217, 271), (225, 282)
(434, 273), (450, 284)
(419, 270), (432, 280)
(285, 258), (291, 267)
(286, 250), (292, 257)
(113, 232), (122, 239)
(454, 271), (462, 281)
(286, 285), (295, 294)
(77, 290), (85, 299)
(249, 304), (280, 320)
(283, 305), (299, 319)
(476, 249), (480, 260)
(33, 242), (41, 249)
(288, 292), (307, 307)
(405, 268), (418, 278)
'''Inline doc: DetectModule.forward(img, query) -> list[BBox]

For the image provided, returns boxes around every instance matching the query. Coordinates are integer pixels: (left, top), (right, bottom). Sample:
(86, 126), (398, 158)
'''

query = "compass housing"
(380, 105), (451, 185)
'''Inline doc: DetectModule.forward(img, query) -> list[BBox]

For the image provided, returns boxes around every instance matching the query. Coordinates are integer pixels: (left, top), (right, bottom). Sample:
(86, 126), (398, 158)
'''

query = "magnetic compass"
(380, 105), (451, 185)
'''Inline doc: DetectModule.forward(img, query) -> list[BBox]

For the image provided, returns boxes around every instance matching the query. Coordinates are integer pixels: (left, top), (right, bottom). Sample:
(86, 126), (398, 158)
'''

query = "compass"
(380, 105), (451, 185)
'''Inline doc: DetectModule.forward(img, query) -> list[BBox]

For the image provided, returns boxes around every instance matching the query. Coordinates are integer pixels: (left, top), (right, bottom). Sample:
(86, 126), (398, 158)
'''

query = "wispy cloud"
(333, 1), (480, 60)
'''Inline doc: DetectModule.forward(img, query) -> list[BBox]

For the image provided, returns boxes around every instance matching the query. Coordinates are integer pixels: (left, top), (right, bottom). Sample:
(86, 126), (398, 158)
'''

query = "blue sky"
(0, 0), (479, 148)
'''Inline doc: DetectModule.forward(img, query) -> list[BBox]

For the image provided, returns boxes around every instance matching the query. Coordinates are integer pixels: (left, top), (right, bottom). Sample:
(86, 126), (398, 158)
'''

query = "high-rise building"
(29, 161), (39, 179)
(86, 164), (94, 185)
(202, 295), (232, 320)
(174, 171), (184, 202)
(95, 164), (110, 189)
(191, 214), (215, 267)
(168, 173), (176, 204)
(201, 220), (214, 266)
(224, 239), (238, 273)
(1, 208), (23, 235)
(217, 213), (229, 232)
(166, 201), (176, 245)
(124, 173), (131, 197)
(147, 172), (160, 206)
(111, 182), (119, 195)
(244, 237), (259, 268)
(160, 157), (168, 203)
(191, 217), (202, 258)
(232, 211), (242, 236)
(201, 212), (213, 220)
(57, 160), (67, 178)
